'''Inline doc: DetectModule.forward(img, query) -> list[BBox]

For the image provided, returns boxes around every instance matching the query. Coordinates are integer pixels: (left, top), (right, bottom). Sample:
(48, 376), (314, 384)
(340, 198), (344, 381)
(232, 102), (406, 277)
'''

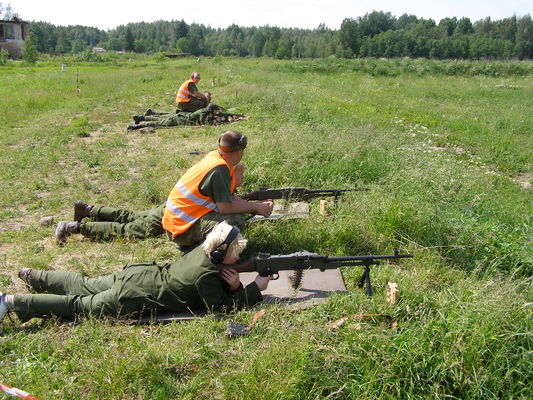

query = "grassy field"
(0, 56), (532, 399)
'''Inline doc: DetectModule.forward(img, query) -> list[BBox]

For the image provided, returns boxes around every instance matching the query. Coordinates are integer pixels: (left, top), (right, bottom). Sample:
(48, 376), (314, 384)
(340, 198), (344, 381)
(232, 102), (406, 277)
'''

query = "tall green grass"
(0, 57), (531, 399)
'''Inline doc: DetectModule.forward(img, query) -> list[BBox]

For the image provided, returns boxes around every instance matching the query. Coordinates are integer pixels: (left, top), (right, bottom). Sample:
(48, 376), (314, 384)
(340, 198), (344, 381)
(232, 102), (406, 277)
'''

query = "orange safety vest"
(176, 79), (195, 104)
(162, 151), (236, 237)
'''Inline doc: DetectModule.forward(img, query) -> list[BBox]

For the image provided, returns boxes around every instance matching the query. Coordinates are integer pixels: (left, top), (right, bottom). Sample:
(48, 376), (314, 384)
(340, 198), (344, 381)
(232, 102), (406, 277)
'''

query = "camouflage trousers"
(13, 263), (170, 321)
(176, 97), (205, 112)
(79, 204), (165, 241)
(142, 114), (198, 127)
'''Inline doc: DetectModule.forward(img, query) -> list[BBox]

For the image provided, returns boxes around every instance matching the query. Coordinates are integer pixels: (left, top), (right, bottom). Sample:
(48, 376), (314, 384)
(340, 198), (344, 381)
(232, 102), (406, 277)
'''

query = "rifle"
(230, 250), (413, 297)
(241, 187), (369, 205)
(216, 105), (246, 118)
(216, 112), (247, 122)
(218, 111), (246, 118)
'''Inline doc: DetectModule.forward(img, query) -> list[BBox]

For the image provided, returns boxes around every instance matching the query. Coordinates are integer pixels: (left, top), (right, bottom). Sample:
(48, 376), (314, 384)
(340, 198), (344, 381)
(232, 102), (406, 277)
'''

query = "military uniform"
(141, 108), (216, 128)
(13, 246), (263, 322)
(79, 204), (165, 241)
(76, 160), (245, 244)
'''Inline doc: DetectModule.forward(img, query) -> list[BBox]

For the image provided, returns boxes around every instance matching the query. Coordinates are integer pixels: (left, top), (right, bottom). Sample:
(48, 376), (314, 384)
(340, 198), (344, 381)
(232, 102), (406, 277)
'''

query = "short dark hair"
(219, 130), (247, 152)
(207, 103), (221, 112)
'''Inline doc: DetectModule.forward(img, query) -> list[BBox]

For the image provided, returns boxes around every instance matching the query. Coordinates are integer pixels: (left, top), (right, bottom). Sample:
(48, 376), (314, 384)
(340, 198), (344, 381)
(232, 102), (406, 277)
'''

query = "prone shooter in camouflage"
(1, 222), (272, 323)
(127, 103), (223, 131)
(127, 103), (246, 131)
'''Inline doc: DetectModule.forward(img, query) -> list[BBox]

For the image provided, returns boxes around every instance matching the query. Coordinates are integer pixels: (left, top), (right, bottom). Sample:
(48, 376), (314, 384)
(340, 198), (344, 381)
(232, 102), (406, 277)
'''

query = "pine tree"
(125, 27), (134, 52)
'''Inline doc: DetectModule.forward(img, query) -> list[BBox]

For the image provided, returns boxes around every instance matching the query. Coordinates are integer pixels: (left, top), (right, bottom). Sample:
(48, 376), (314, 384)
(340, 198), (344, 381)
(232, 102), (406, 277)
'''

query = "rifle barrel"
(306, 188), (369, 194)
(326, 254), (413, 262)
(241, 187), (368, 201)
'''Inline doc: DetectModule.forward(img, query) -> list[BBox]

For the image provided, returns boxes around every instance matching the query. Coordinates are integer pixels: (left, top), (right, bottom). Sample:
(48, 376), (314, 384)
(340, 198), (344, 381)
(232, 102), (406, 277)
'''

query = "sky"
(5, 0), (533, 30)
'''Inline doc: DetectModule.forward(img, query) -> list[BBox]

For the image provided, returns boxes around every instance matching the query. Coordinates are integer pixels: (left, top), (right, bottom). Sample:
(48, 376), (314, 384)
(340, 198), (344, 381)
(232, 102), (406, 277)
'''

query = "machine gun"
(241, 187), (369, 205)
(217, 111), (246, 118)
(215, 112), (247, 122)
(230, 250), (413, 297)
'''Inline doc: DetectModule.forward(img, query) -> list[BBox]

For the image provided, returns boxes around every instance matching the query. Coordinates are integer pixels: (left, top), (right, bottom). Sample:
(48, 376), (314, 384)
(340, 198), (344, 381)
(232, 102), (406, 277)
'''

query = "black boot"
(18, 267), (33, 290)
(55, 221), (80, 244)
(144, 108), (154, 116)
(74, 200), (93, 222)
(18, 267), (45, 292)
(127, 124), (143, 131)
(132, 115), (145, 124)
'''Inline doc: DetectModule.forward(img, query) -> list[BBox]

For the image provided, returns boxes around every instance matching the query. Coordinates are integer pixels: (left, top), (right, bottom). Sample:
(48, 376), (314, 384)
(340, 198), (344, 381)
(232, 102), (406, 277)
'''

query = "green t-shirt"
(186, 81), (199, 94)
(199, 165), (233, 203)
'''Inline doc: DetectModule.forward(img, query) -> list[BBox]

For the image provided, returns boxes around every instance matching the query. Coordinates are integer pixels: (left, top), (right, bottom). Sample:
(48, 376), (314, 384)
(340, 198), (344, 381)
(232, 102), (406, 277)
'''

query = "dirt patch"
(513, 173), (532, 190)
(0, 205), (36, 234)
(78, 122), (126, 144)
(453, 146), (466, 155)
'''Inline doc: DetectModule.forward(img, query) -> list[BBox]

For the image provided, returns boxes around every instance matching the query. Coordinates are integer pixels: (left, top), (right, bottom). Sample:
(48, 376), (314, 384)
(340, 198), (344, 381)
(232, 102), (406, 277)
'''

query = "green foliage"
(274, 45), (290, 59)
(0, 48), (8, 65)
(22, 33), (39, 65)
(124, 27), (134, 52)
(154, 52), (167, 63)
(67, 115), (91, 137)
(74, 49), (105, 62)
(24, 13), (533, 60)
(175, 37), (192, 53)
(273, 57), (533, 77)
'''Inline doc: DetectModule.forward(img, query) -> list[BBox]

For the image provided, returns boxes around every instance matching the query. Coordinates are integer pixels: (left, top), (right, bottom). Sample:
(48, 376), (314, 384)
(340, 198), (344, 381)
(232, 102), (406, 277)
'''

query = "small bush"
(154, 52), (167, 63)
(74, 50), (104, 62)
(68, 115), (91, 137)
(22, 33), (39, 65)
(0, 48), (9, 66)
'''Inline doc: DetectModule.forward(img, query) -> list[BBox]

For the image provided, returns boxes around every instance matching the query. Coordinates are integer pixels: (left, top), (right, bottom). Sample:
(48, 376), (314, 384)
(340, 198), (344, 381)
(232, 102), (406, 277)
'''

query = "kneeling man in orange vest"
(176, 72), (210, 112)
(162, 130), (274, 249)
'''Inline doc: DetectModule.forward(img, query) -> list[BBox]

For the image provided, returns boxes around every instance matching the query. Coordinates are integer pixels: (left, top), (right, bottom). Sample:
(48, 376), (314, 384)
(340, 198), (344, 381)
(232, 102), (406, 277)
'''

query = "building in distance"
(0, 16), (28, 59)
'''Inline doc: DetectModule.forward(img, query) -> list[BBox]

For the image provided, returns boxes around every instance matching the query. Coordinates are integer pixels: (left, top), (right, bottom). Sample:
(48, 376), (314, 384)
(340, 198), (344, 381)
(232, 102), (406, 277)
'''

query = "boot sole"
(55, 222), (67, 244)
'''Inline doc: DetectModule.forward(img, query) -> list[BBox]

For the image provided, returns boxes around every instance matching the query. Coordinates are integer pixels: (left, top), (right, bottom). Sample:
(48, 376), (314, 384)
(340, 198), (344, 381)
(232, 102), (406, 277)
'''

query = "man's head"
(218, 130), (247, 165)
(204, 91), (212, 103)
(218, 130), (247, 152)
(206, 102), (221, 113)
(191, 72), (201, 83)
(203, 221), (247, 264)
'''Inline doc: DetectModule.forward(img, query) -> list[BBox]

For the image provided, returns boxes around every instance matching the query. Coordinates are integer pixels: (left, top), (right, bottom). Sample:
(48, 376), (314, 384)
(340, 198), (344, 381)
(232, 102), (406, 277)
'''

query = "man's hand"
(192, 91), (208, 103)
(254, 200), (274, 217)
(220, 267), (241, 291)
(254, 274), (272, 291)
(217, 198), (274, 216)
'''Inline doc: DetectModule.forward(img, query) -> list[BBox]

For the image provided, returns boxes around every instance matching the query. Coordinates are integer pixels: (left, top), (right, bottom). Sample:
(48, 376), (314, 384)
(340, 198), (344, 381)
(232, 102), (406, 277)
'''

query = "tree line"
(24, 11), (533, 60)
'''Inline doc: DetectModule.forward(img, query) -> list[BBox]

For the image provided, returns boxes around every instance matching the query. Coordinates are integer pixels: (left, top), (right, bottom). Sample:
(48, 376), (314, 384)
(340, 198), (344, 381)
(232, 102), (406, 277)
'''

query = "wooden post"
(319, 200), (329, 216)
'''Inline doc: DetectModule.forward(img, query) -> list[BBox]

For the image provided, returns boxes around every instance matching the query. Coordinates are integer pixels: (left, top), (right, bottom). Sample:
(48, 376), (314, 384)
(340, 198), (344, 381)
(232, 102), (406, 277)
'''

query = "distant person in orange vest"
(176, 72), (209, 112)
(162, 130), (274, 249)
